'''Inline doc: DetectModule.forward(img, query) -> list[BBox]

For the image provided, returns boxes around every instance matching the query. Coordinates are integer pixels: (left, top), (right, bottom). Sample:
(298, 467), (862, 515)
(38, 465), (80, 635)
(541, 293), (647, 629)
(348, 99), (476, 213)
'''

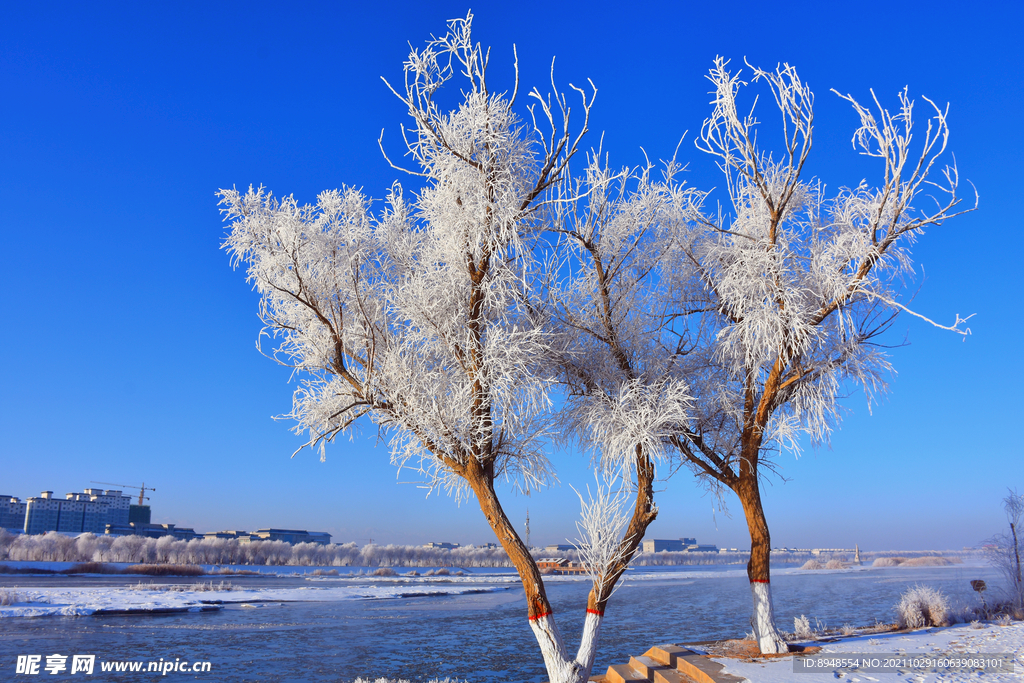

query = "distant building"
(7, 487), (331, 545)
(204, 530), (255, 541)
(809, 548), (856, 556)
(642, 538), (719, 553)
(104, 522), (199, 541)
(24, 492), (62, 534)
(247, 529), (332, 545)
(305, 532), (331, 545)
(81, 489), (131, 526)
(544, 543), (575, 552)
(0, 495), (27, 532)
(643, 539), (684, 552)
(129, 505), (151, 525)
(423, 542), (460, 550)
(23, 489), (135, 535)
(537, 558), (589, 575)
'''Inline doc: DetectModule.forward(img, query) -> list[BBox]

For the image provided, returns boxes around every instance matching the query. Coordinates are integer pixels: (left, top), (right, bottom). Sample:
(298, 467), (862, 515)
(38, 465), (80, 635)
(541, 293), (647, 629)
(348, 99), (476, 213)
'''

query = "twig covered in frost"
(571, 468), (635, 604)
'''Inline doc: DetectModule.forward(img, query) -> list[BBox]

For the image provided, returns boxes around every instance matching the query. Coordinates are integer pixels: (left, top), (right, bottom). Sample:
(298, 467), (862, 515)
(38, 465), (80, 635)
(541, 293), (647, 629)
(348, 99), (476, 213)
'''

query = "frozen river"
(0, 560), (1005, 682)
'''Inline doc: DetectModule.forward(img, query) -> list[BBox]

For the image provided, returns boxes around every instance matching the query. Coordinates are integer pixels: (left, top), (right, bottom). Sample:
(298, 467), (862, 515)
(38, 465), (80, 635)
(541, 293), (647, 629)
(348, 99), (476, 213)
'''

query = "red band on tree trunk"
(586, 609), (604, 616)
(750, 579), (770, 583)
(528, 611), (552, 620)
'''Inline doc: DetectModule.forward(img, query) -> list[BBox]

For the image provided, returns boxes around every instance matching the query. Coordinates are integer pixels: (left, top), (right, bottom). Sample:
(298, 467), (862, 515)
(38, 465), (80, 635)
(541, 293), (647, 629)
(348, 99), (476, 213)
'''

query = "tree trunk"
(1011, 522), (1022, 604)
(735, 474), (788, 654)
(592, 446), (658, 613)
(464, 461), (595, 683)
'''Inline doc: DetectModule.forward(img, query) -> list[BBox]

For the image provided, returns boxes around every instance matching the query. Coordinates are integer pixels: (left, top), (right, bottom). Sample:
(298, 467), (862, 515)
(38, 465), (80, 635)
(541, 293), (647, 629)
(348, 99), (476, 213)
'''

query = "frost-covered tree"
(220, 15), (648, 683)
(661, 59), (973, 652)
(545, 153), (701, 613)
(987, 488), (1024, 612)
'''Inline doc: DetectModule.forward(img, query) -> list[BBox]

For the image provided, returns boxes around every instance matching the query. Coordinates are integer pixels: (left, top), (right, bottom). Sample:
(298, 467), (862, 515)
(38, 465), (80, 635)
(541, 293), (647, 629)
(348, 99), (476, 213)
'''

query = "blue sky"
(1, 0), (1021, 551)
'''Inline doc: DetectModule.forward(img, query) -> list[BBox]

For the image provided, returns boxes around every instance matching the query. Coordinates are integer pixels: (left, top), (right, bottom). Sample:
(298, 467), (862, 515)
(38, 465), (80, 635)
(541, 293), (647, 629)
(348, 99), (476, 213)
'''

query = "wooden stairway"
(589, 644), (745, 683)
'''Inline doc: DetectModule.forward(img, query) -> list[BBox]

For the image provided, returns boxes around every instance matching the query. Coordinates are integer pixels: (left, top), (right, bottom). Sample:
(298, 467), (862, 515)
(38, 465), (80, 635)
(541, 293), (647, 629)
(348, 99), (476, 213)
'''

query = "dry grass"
(63, 562), (120, 574)
(123, 564), (205, 576)
(133, 580), (234, 592)
(872, 556), (955, 568)
(900, 557), (954, 567)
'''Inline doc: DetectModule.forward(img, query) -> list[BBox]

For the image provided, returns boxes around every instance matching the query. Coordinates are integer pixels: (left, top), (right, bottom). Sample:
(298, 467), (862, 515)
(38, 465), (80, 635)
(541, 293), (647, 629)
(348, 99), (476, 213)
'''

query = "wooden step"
(644, 644), (689, 669)
(631, 650), (698, 683)
(652, 668), (695, 683)
(605, 663), (650, 683)
(628, 655), (664, 679)
(642, 646), (744, 683)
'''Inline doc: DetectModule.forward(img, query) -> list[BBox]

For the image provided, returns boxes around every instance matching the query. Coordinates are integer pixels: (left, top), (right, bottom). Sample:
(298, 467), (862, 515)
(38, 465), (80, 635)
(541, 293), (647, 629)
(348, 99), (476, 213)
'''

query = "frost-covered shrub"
(945, 596), (978, 625)
(424, 568), (451, 576)
(873, 557), (902, 567)
(794, 615), (813, 638)
(800, 560), (823, 570)
(372, 567), (397, 577)
(825, 560), (845, 570)
(0, 589), (19, 605)
(900, 557), (953, 567)
(895, 585), (949, 628)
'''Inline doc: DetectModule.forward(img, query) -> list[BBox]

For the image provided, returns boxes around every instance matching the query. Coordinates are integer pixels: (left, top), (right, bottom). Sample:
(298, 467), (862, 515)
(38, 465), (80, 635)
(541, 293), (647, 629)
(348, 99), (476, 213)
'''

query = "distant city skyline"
(1, 1), (1021, 553)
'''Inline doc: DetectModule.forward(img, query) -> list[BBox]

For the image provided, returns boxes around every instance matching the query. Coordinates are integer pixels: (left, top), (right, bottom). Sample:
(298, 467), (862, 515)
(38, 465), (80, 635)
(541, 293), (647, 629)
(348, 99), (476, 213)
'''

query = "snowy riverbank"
(0, 579), (512, 618)
(701, 621), (1024, 683)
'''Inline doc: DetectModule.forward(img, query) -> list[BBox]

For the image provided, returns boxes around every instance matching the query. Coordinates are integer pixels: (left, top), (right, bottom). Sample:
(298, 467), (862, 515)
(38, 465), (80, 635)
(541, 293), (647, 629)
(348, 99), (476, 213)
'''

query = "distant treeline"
(0, 530), (976, 568)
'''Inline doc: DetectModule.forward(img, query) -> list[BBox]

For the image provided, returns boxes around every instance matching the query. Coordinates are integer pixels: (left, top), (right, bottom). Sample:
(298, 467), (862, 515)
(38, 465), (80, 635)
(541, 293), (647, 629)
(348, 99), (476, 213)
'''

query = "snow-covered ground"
(702, 622), (1024, 683)
(0, 580), (509, 618)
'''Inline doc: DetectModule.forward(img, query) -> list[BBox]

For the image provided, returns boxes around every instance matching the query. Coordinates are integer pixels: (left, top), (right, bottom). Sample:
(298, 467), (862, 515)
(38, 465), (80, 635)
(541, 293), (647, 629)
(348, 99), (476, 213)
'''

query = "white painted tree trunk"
(749, 581), (788, 654)
(528, 611), (603, 683)
(575, 611), (603, 675)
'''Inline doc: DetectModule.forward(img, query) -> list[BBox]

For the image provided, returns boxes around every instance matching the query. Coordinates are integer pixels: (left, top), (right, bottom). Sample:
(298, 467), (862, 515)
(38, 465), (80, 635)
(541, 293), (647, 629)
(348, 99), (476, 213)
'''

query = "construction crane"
(89, 481), (155, 506)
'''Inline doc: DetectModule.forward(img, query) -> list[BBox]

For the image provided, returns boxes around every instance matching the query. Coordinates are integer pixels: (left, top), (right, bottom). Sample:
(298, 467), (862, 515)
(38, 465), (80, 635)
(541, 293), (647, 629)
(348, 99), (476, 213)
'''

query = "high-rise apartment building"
(0, 495), (27, 531)
(24, 492), (62, 534)
(22, 489), (134, 534)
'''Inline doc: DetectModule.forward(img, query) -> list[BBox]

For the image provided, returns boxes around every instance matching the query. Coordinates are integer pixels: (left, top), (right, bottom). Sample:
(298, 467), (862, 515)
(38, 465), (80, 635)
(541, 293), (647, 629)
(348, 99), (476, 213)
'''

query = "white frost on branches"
(219, 13), (587, 499)
(571, 469), (636, 603)
(583, 379), (692, 467)
(676, 57), (975, 460)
